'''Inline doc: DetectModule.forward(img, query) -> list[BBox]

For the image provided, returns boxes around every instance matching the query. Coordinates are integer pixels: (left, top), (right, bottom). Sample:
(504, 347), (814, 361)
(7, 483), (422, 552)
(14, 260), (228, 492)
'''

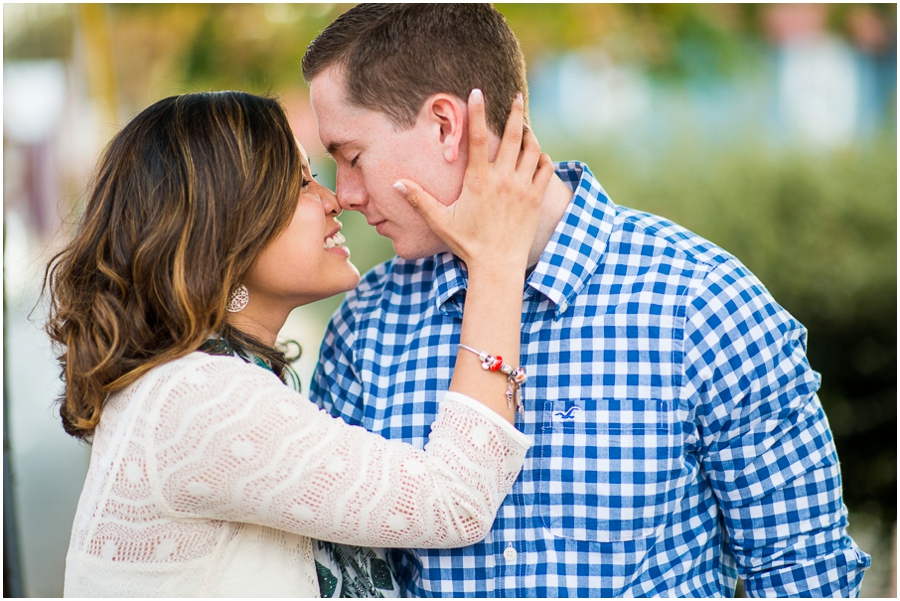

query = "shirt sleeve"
(146, 355), (531, 549)
(309, 296), (366, 426)
(683, 261), (871, 597)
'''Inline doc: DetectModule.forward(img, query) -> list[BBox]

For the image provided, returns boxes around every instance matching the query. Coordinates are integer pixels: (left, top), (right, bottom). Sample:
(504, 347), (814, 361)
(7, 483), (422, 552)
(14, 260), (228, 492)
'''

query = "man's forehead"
(315, 107), (357, 156)
(310, 72), (359, 151)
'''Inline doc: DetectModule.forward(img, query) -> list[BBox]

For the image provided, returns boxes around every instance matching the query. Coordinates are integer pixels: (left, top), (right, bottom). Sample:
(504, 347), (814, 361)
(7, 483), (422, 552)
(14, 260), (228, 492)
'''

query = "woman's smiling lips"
(324, 227), (350, 256)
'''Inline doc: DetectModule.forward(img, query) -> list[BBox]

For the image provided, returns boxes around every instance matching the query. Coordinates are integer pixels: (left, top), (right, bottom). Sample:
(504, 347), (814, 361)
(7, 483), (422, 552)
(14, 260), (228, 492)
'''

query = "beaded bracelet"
(458, 343), (527, 415)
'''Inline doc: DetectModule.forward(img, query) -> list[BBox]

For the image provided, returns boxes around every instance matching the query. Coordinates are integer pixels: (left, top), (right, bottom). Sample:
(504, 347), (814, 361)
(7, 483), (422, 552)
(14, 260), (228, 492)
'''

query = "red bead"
(491, 357), (503, 371)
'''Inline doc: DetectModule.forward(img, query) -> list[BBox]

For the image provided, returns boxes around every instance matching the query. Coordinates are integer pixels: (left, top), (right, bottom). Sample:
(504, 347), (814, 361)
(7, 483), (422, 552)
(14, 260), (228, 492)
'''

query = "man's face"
(310, 67), (462, 260)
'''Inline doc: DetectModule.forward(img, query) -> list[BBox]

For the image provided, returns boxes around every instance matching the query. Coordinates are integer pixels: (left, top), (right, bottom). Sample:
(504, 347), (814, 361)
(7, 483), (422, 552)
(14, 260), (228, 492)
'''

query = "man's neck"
(527, 172), (574, 268)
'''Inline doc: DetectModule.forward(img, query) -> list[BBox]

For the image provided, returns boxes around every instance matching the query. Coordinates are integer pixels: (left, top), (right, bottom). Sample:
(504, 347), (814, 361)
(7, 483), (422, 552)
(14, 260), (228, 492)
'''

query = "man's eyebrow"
(325, 139), (351, 157)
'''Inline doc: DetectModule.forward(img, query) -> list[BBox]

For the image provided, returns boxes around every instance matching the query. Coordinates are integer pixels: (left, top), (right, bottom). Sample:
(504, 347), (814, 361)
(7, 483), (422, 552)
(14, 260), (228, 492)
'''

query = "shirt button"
(503, 546), (517, 562)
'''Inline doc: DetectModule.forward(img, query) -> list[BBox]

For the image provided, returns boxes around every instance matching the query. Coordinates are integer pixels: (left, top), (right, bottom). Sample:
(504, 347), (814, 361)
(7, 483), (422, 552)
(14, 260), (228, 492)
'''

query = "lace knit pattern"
(64, 352), (530, 597)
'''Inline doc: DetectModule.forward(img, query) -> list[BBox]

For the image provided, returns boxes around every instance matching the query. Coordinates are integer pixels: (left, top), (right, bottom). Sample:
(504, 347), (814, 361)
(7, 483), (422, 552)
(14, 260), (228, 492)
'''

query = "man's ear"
(423, 94), (465, 164)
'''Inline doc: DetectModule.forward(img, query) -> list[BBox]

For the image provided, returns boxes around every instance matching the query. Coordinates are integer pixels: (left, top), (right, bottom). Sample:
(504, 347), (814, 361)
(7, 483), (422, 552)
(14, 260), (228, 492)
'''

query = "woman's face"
(241, 142), (361, 314)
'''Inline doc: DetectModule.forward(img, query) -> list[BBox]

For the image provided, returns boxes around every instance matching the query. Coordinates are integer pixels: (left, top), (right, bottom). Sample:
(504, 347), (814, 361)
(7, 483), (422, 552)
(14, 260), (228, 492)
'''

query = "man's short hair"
(302, 3), (528, 137)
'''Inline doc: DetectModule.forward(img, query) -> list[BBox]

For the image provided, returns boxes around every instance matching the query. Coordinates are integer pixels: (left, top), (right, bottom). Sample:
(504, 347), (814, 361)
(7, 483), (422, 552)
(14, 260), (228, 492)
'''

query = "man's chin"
(391, 238), (450, 261)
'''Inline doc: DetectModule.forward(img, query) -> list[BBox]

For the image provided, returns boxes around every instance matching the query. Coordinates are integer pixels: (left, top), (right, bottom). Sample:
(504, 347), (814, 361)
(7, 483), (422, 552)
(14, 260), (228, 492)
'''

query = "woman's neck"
(225, 306), (288, 347)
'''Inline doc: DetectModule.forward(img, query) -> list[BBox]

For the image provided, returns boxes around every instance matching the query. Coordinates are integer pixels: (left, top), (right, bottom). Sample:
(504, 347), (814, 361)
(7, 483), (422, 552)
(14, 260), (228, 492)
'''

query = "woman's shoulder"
(173, 350), (286, 386)
(129, 351), (287, 406)
(131, 351), (308, 443)
(157, 350), (280, 376)
(96, 352), (285, 455)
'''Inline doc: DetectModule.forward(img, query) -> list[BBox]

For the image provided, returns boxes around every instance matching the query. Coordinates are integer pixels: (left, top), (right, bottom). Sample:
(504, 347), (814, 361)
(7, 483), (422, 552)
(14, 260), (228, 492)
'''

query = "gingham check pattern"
(310, 162), (870, 597)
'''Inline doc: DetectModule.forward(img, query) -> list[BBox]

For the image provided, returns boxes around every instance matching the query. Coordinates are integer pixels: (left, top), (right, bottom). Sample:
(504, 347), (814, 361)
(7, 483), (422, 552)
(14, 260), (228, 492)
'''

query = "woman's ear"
(423, 94), (465, 164)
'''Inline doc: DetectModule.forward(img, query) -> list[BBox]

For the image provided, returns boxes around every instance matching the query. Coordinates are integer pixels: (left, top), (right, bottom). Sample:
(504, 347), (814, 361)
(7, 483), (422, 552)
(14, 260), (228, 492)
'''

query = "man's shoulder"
(610, 206), (786, 320)
(556, 160), (740, 277)
(611, 204), (739, 274)
(601, 203), (781, 313)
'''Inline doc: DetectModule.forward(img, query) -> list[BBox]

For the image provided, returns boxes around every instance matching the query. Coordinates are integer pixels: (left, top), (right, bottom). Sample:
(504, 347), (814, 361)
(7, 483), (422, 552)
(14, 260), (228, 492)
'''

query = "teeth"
(324, 232), (346, 249)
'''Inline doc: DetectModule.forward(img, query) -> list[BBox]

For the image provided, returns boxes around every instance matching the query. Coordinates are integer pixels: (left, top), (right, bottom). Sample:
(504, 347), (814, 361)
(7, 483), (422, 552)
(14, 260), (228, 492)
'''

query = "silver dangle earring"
(226, 284), (249, 313)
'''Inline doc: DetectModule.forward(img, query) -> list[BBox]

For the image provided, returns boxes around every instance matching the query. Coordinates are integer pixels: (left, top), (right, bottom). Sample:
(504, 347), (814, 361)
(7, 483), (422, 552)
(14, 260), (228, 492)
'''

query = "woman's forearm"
(449, 267), (526, 424)
(149, 356), (529, 549)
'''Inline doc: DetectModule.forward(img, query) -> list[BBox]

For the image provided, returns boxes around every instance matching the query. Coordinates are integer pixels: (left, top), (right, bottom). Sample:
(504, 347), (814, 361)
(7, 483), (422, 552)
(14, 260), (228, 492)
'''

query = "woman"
(45, 89), (552, 597)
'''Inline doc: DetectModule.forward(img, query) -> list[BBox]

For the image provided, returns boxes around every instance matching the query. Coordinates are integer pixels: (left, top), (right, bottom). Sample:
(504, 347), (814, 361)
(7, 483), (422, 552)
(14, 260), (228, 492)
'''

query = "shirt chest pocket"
(537, 399), (682, 543)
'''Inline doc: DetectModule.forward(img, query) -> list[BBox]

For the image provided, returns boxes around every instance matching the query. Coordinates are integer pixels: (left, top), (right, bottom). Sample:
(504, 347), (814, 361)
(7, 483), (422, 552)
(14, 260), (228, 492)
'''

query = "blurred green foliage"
(501, 3), (764, 79)
(3, 3), (73, 59)
(7, 4), (894, 107)
(500, 4), (896, 80)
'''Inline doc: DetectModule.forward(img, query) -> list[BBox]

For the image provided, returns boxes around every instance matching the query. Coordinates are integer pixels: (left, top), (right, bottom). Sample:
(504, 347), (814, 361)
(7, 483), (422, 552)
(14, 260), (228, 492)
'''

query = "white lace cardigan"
(63, 352), (531, 597)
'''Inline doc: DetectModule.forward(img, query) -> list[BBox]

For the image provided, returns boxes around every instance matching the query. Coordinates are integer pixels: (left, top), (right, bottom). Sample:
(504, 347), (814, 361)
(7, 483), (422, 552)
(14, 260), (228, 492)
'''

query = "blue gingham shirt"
(311, 162), (870, 597)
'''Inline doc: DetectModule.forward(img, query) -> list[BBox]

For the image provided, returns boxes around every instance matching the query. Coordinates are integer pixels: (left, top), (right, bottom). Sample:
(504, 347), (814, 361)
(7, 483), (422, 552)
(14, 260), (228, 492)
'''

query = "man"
(304, 4), (870, 597)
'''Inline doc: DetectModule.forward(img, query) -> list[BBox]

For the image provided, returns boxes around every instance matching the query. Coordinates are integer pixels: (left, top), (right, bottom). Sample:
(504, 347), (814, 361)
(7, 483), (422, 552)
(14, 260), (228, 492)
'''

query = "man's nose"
(335, 167), (367, 212)
(320, 186), (342, 217)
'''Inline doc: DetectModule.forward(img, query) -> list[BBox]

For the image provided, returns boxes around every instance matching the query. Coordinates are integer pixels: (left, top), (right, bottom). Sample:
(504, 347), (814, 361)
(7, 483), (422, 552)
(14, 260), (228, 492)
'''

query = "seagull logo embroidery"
(553, 406), (582, 421)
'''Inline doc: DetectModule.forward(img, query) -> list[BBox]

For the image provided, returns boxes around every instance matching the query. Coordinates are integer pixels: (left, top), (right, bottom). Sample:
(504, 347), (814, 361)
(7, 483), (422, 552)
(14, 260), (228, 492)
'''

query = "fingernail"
(523, 122), (531, 131)
(515, 92), (523, 105)
(470, 88), (483, 103)
(392, 181), (408, 194)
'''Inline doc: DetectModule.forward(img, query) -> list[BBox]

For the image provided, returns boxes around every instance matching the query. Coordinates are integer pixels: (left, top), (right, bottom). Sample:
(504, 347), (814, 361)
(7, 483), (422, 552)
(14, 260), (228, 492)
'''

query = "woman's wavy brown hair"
(44, 91), (303, 441)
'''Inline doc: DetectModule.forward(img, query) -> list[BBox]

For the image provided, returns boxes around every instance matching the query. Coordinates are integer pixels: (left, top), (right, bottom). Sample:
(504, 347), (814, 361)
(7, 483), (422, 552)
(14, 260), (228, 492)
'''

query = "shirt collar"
(433, 161), (614, 318)
(528, 161), (615, 317)
(433, 251), (468, 316)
